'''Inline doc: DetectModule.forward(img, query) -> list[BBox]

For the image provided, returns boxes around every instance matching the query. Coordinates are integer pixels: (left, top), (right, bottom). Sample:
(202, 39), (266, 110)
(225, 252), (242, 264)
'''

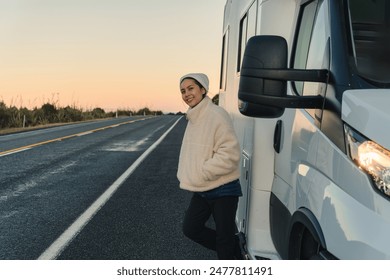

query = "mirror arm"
(241, 68), (329, 83)
(239, 92), (323, 109)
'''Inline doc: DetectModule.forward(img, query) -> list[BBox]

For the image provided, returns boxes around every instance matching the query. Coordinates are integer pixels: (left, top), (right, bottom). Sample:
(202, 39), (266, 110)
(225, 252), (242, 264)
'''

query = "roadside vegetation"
(0, 94), (218, 133)
(0, 100), (164, 132)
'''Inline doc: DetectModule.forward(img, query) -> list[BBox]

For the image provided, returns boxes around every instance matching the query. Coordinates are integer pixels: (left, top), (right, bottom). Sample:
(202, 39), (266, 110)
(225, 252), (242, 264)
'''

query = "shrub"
(41, 103), (58, 123)
(0, 101), (11, 128)
(0, 100), (166, 131)
(91, 107), (106, 119)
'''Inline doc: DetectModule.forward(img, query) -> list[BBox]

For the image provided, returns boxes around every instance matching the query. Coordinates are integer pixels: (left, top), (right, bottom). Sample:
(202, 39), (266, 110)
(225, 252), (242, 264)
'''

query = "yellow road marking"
(0, 117), (150, 157)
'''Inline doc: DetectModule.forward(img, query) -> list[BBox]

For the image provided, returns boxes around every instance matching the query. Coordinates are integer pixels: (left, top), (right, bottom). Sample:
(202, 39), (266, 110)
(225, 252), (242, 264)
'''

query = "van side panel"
(220, 0), (390, 260)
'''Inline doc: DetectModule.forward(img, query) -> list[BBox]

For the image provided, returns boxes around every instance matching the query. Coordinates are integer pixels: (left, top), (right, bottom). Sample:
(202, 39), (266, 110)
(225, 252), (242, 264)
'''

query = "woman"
(177, 73), (242, 259)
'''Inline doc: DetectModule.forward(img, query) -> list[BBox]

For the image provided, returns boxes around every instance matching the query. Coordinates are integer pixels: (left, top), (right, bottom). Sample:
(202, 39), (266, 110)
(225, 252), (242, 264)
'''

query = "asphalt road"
(0, 116), (216, 260)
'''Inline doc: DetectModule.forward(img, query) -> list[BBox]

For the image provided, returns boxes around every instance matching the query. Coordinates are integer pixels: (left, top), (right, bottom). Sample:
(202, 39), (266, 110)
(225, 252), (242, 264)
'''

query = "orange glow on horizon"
(0, 0), (225, 113)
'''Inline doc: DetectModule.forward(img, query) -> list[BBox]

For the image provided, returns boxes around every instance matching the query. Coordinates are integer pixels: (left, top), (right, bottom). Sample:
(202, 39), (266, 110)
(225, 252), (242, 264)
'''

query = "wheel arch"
(287, 207), (329, 259)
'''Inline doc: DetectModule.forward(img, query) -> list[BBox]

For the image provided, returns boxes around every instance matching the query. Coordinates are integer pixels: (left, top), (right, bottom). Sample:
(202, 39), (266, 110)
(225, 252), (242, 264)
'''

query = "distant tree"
(0, 101), (10, 128)
(59, 106), (83, 122)
(117, 109), (135, 117)
(212, 94), (219, 105)
(32, 107), (46, 125)
(8, 106), (22, 127)
(136, 107), (151, 115)
(0, 99), (173, 131)
(19, 107), (32, 127)
(91, 107), (106, 118)
(41, 103), (57, 123)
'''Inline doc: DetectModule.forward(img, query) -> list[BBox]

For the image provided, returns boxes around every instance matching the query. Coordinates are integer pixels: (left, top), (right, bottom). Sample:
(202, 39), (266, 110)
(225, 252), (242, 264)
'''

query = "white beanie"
(180, 73), (209, 92)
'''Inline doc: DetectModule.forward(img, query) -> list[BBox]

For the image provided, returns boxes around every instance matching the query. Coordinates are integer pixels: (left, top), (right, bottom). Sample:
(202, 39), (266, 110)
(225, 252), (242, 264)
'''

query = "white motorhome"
(219, 0), (390, 259)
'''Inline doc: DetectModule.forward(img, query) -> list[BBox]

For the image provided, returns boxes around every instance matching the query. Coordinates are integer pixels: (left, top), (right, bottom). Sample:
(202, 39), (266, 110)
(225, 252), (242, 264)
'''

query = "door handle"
(274, 120), (282, 153)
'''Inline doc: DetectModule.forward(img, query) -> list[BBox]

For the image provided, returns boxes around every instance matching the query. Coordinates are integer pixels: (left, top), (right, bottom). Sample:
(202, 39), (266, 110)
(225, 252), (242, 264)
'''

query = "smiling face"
(180, 78), (206, 108)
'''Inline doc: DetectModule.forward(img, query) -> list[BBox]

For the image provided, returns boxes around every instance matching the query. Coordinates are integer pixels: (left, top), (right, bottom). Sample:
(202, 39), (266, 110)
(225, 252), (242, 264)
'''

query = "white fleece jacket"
(177, 96), (240, 192)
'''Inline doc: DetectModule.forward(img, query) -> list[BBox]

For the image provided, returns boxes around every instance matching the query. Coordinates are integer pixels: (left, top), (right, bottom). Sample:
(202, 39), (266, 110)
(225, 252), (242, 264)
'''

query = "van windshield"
(349, 0), (390, 84)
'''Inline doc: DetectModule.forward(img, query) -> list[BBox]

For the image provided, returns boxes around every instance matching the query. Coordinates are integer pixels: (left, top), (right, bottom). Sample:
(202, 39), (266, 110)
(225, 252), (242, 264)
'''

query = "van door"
(270, 0), (330, 257)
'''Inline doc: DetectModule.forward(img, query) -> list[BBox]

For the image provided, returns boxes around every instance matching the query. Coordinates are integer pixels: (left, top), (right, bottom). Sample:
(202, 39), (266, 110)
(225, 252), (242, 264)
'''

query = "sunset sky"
(0, 0), (226, 113)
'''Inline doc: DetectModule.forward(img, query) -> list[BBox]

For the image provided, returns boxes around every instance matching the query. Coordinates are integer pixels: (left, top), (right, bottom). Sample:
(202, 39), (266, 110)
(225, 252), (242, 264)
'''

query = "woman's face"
(180, 78), (205, 108)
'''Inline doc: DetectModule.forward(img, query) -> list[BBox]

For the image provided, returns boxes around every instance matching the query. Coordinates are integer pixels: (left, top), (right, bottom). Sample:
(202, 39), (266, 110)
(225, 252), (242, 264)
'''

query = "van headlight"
(345, 125), (390, 197)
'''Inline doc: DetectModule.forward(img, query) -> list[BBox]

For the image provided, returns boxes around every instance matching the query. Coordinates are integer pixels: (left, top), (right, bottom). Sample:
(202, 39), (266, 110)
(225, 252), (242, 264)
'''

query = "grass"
(0, 118), (117, 136)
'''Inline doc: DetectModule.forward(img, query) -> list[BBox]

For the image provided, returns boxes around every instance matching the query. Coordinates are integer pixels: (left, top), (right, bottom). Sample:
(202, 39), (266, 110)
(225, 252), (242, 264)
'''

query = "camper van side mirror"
(238, 35), (328, 118)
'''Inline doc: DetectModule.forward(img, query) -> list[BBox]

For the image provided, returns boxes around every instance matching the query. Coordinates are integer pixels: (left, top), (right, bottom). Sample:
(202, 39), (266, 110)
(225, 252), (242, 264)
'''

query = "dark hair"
(182, 77), (206, 93)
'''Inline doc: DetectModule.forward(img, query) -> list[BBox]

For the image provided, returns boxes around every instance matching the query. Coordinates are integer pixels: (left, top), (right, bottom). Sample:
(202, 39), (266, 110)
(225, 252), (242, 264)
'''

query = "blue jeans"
(182, 192), (239, 259)
(197, 179), (242, 199)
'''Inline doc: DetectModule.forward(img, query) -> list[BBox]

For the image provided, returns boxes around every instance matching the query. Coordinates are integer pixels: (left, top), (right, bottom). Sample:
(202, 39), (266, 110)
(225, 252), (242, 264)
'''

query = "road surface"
(0, 116), (216, 260)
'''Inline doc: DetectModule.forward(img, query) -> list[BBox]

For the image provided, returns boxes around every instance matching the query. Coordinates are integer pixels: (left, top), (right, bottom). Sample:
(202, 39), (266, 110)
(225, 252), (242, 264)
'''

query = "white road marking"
(0, 147), (31, 157)
(37, 117), (182, 260)
(76, 131), (93, 137)
(0, 117), (151, 157)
